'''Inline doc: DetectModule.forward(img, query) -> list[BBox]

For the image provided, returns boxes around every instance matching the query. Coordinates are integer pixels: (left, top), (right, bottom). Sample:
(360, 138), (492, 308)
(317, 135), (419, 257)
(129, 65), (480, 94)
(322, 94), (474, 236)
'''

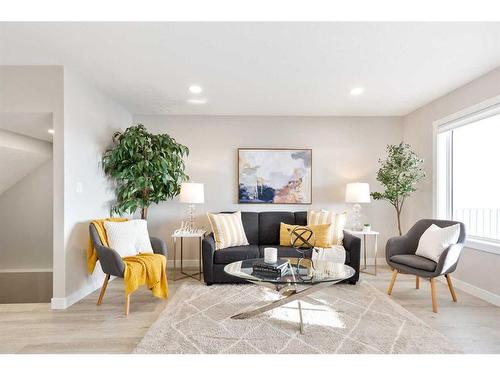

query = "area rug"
(133, 281), (461, 354)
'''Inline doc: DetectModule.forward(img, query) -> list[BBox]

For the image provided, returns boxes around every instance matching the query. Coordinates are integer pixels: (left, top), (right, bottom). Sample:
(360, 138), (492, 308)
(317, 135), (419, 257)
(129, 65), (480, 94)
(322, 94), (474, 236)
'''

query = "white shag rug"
(134, 281), (461, 354)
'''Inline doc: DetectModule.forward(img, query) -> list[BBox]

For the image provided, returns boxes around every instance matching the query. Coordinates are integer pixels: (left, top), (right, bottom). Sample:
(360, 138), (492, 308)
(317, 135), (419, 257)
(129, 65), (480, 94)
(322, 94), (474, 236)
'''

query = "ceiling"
(0, 112), (53, 142)
(1, 22), (500, 116)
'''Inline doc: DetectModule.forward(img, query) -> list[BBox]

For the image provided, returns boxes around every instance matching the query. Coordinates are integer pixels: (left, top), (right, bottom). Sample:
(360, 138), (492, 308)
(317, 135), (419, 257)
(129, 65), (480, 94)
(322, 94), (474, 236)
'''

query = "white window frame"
(433, 94), (500, 255)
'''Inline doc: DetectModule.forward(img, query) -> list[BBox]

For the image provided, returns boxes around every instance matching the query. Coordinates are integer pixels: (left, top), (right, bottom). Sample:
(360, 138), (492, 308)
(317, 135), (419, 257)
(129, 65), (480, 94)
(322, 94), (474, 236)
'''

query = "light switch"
(76, 182), (83, 194)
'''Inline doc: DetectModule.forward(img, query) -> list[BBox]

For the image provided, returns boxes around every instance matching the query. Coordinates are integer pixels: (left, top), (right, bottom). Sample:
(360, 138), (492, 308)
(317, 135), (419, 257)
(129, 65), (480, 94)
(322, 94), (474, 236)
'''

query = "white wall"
(1, 66), (133, 308)
(403, 66), (500, 300)
(0, 160), (53, 270)
(57, 69), (132, 308)
(134, 115), (403, 261)
(0, 66), (63, 299)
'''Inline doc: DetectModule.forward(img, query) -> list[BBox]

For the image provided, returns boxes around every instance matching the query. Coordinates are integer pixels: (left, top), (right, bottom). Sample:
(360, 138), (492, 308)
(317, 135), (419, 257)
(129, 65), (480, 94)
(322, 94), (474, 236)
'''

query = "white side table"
(344, 230), (379, 276)
(171, 231), (206, 281)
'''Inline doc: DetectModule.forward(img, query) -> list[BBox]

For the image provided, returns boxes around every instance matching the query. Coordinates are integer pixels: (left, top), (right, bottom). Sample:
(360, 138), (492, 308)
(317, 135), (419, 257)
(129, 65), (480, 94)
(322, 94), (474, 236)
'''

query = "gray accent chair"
(386, 219), (465, 313)
(89, 223), (167, 315)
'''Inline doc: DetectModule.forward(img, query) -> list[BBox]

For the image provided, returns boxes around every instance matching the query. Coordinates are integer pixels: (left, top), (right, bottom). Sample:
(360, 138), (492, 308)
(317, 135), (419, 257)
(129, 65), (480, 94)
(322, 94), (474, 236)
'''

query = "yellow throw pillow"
(279, 222), (333, 248)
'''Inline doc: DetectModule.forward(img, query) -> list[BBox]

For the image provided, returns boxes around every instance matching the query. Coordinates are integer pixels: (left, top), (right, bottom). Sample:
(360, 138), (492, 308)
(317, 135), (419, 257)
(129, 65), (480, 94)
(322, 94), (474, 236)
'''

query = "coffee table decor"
(224, 257), (355, 334)
(288, 226), (315, 279)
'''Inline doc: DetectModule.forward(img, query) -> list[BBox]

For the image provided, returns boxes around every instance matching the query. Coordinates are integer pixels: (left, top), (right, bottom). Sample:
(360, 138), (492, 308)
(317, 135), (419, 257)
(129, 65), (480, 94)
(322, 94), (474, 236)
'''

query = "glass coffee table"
(224, 258), (355, 334)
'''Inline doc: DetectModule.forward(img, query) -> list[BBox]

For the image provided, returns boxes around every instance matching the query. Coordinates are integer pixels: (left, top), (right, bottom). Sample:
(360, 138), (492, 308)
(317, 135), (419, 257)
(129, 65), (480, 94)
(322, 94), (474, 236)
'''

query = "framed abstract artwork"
(238, 148), (312, 204)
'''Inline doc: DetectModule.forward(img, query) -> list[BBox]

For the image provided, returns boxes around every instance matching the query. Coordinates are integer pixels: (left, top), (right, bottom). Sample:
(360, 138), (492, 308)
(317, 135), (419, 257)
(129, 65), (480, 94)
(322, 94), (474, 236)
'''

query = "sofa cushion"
(241, 212), (259, 245)
(259, 211), (295, 245)
(214, 245), (260, 264)
(390, 254), (437, 272)
(259, 245), (313, 259)
(294, 211), (307, 225)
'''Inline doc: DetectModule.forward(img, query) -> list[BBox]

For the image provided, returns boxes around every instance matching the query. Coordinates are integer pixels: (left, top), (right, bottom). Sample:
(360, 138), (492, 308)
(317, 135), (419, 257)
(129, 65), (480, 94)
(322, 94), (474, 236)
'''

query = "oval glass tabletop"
(224, 257), (355, 285)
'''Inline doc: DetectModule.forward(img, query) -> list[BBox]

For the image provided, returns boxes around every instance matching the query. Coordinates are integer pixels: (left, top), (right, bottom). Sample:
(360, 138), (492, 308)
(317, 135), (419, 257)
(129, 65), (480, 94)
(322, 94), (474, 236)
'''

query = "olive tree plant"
(371, 143), (425, 235)
(102, 124), (189, 220)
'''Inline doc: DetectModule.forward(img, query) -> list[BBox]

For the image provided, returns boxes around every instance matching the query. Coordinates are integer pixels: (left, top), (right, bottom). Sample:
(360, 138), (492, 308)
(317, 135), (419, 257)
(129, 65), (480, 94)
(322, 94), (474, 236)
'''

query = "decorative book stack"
(252, 259), (289, 278)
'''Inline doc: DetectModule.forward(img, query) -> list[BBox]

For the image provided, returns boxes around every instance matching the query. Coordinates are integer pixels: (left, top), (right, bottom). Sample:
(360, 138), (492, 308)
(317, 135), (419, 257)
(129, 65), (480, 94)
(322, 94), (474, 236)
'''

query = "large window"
(436, 102), (500, 250)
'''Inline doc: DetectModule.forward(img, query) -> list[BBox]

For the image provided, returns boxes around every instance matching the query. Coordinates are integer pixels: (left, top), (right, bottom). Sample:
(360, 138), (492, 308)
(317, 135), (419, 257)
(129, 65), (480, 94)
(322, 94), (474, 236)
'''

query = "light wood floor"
(0, 266), (499, 353)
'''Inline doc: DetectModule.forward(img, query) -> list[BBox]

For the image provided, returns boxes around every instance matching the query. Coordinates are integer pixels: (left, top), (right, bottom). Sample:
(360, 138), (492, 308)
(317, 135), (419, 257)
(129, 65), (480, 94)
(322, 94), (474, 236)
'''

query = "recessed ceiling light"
(188, 85), (203, 94)
(48, 129), (54, 134)
(187, 98), (207, 104)
(350, 87), (364, 96)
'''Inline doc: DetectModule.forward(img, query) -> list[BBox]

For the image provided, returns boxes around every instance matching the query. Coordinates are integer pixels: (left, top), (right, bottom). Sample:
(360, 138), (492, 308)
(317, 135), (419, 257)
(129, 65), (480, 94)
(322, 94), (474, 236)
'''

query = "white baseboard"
(437, 276), (500, 307)
(0, 268), (52, 273)
(51, 276), (117, 310)
(50, 297), (68, 310)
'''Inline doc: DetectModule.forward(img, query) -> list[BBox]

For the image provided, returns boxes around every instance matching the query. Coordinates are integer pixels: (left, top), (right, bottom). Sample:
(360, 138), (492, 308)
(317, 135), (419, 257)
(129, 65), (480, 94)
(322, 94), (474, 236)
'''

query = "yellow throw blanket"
(123, 253), (168, 298)
(87, 217), (127, 273)
(88, 218), (168, 299)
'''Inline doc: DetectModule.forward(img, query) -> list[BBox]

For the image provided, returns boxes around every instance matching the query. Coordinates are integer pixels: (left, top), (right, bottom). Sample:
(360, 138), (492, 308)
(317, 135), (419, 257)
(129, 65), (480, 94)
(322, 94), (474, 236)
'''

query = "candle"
(264, 247), (278, 264)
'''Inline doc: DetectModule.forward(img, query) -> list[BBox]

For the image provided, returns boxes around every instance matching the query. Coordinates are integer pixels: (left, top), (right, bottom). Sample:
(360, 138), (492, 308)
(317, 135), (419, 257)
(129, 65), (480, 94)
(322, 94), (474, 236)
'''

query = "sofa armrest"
(150, 236), (167, 257)
(202, 233), (216, 285)
(95, 243), (126, 277)
(343, 231), (361, 282)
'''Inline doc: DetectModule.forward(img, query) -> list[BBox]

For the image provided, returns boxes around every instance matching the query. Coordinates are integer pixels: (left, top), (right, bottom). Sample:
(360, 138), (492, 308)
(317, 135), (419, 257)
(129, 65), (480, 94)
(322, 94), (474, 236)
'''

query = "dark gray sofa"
(202, 211), (361, 285)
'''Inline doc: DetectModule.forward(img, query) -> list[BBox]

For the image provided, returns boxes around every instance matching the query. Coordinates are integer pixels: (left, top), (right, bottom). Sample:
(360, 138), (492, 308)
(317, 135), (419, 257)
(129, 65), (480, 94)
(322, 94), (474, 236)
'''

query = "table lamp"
(179, 182), (204, 230)
(345, 182), (370, 231)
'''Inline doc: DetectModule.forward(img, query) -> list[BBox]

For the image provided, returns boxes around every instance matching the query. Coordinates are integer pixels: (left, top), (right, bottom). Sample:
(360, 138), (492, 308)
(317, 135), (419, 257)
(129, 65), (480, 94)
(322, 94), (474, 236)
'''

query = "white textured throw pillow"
(415, 223), (460, 262)
(207, 211), (249, 250)
(103, 219), (153, 258)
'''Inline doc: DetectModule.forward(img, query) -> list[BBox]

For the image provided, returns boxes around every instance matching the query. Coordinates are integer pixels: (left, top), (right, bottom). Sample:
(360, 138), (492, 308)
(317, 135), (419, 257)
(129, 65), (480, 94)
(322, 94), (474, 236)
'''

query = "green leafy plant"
(371, 143), (425, 235)
(102, 124), (189, 219)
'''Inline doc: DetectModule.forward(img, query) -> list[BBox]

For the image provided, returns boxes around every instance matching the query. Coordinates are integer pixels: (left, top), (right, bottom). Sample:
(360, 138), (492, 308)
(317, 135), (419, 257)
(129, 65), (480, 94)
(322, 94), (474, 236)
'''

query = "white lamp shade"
(345, 183), (371, 203)
(179, 182), (204, 204)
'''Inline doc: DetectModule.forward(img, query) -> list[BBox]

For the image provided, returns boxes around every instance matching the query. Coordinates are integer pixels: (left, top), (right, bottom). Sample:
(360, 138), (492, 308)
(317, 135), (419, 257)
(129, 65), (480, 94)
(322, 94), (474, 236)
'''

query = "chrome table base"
(231, 279), (339, 334)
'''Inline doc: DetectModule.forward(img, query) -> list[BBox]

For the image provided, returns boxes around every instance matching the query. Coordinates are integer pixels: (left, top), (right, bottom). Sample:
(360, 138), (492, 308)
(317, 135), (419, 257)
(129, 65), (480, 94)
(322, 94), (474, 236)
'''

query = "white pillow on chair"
(103, 219), (154, 258)
(415, 223), (461, 262)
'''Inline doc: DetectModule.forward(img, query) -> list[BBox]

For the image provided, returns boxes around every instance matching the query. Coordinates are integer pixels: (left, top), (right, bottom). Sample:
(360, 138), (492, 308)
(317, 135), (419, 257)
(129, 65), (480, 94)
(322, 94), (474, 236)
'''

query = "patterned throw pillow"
(279, 222), (333, 248)
(207, 211), (249, 250)
(307, 210), (347, 245)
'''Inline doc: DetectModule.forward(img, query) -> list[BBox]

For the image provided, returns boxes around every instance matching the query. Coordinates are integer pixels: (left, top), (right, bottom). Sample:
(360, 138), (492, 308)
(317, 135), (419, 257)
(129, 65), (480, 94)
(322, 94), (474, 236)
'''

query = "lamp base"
(351, 203), (363, 231)
(186, 203), (196, 230)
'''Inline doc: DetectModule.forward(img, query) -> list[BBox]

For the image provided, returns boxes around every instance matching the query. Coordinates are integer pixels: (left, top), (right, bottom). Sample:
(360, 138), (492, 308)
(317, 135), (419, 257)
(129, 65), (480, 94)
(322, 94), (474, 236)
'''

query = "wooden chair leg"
(430, 277), (438, 313)
(416, 276), (420, 289)
(445, 274), (458, 302)
(125, 294), (130, 315)
(97, 274), (110, 306)
(387, 269), (398, 295)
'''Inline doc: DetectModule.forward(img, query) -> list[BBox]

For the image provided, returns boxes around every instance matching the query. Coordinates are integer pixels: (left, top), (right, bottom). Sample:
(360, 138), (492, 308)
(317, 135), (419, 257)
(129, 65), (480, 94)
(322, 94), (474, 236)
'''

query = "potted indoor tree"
(102, 124), (189, 220)
(371, 143), (425, 235)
